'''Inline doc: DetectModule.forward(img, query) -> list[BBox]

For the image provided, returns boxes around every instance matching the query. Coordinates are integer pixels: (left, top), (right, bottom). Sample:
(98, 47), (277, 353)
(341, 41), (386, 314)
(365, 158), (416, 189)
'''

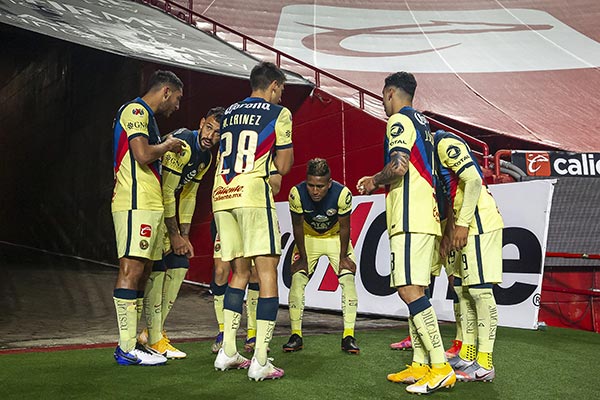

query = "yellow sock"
(144, 271), (165, 345)
(223, 309), (241, 356)
(470, 287), (498, 354)
(214, 293), (225, 332)
(460, 287), (478, 351)
(136, 297), (143, 324)
(246, 288), (259, 339)
(453, 285), (464, 342)
(255, 319), (275, 365)
(409, 317), (428, 365)
(161, 268), (187, 327)
(411, 306), (446, 367)
(477, 352), (494, 370)
(339, 273), (358, 338)
(113, 297), (137, 353)
(289, 272), (309, 336)
(459, 343), (477, 361)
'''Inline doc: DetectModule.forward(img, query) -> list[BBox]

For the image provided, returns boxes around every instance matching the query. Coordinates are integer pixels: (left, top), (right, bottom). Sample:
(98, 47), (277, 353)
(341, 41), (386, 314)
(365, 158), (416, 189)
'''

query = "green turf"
(1, 325), (599, 399)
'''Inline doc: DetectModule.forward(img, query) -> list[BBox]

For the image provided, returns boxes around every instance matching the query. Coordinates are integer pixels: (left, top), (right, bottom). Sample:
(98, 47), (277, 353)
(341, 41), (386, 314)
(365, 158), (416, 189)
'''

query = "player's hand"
(339, 256), (356, 274)
(447, 274), (455, 289)
(170, 233), (188, 256)
(440, 234), (452, 259)
(182, 235), (194, 258)
(163, 134), (184, 154)
(290, 257), (308, 275)
(357, 176), (377, 195)
(452, 225), (469, 251)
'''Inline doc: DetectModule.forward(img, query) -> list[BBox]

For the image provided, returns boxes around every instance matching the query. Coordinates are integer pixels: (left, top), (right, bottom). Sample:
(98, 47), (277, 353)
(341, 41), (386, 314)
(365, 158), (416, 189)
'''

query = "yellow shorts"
(213, 232), (222, 259)
(389, 232), (436, 287)
(214, 208), (281, 262)
(446, 249), (460, 278)
(112, 209), (164, 261)
(431, 236), (442, 277)
(292, 235), (355, 275)
(456, 229), (503, 286)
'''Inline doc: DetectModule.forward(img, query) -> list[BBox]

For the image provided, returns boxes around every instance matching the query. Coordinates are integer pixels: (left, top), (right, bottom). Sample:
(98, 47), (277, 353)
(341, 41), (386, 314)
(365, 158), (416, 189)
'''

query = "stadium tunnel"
(0, 2), (313, 283)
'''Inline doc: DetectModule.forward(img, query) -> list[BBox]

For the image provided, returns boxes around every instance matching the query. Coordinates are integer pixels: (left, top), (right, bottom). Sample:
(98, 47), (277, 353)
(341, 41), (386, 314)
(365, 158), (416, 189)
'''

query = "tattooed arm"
(357, 151), (410, 195)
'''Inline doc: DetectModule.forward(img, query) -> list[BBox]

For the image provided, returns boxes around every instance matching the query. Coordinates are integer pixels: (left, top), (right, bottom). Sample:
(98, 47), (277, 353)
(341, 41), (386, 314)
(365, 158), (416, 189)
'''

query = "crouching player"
(283, 158), (360, 354)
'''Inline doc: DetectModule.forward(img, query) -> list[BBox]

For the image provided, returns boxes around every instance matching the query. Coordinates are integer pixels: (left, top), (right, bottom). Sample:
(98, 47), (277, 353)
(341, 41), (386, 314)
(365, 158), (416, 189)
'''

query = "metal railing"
(139, 0), (380, 110)
(138, 0), (491, 168)
(427, 115), (490, 168)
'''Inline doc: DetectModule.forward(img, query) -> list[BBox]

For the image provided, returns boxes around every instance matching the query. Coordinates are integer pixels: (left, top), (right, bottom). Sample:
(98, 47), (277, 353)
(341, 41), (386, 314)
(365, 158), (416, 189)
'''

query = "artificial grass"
(1, 325), (598, 400)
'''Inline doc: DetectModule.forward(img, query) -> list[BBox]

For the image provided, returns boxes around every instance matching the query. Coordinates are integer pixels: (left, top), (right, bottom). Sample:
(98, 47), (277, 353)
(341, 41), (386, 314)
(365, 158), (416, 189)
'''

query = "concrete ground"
(0, 245), (405, 350)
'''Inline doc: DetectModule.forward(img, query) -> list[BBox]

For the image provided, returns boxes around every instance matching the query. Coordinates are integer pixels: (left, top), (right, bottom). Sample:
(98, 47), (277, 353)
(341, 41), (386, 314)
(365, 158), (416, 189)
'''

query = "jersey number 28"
(218, 130), (258, 174)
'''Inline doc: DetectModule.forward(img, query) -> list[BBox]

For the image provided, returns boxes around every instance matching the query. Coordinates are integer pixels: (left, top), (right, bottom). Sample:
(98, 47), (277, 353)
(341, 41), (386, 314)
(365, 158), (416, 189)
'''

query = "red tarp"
(192, 0), (600, 151)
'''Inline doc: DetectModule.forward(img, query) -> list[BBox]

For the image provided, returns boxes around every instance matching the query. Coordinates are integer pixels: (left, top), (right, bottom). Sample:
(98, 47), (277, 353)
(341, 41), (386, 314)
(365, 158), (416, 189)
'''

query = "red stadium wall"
(540, 268), (600, 332)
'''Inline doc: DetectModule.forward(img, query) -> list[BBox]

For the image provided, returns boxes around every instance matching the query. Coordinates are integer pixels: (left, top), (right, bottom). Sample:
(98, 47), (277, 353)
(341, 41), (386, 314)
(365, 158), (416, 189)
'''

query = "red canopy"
(193, 0), (600, 151)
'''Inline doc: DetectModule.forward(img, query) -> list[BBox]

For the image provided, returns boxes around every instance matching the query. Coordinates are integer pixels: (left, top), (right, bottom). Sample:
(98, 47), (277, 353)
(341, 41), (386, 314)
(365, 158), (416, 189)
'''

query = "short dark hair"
(146, 70), (183, 93)
(384, 72), (417, 99)
(307, 158), (330, 177)
(205, 106), (225, 122)
(250, 62), (286, 91)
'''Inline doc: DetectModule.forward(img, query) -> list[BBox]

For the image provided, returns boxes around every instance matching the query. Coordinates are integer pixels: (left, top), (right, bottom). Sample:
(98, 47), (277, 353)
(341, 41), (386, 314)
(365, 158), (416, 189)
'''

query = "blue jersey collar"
(243, 97), (267, 103)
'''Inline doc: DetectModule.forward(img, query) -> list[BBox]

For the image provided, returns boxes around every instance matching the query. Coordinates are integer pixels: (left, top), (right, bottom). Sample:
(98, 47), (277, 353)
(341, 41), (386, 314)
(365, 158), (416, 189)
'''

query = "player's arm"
(290, 213), (308, 274)
(440, 202), (455, 259)
(338, 214), (356, 274)
(178, 155), (209, 229)
(337, 187), (356, 273)
(120, 104), (183, 165)
(375, 151), (409, 185)
(162, 144), (192, 256)
(452, 167), (482, 250)
(274, 108), (294, 175)
(289, 186), (308, 274)
(441, 138), (482, 250)
(130, 134), (183, 165)
(357, 151), (409, 194)
(357, 114), (413, 194)
(162, 168), (189, 256)
(178, 180), (200, 257)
